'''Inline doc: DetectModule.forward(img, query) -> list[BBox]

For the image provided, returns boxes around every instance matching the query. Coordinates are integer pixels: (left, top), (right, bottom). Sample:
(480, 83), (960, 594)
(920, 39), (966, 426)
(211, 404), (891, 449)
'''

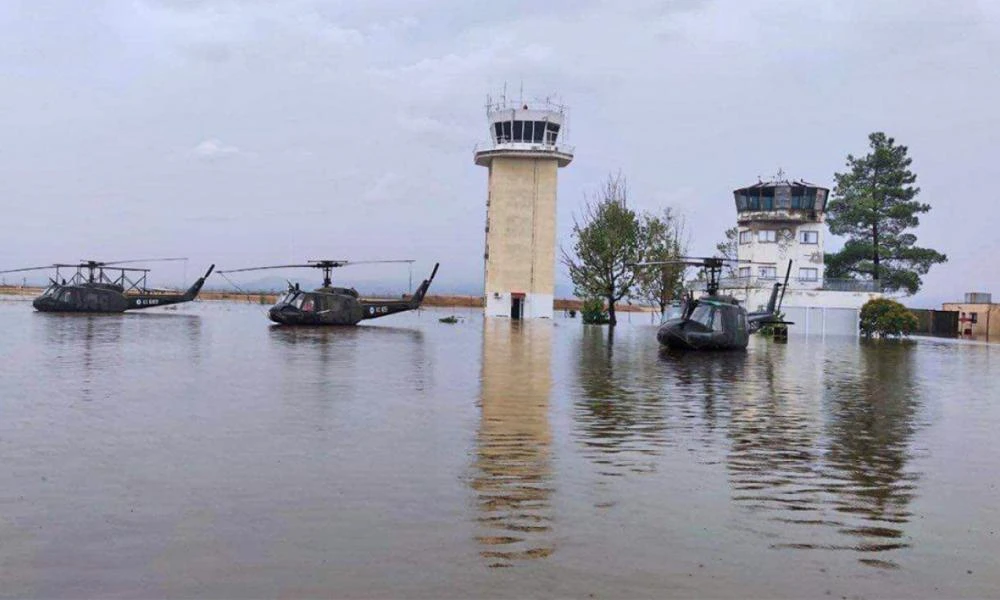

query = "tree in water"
(826, 132), (947, 295)
(562, 173), (642, 327)
(635, 207), (688, 315)
(859, 298), (919, 338)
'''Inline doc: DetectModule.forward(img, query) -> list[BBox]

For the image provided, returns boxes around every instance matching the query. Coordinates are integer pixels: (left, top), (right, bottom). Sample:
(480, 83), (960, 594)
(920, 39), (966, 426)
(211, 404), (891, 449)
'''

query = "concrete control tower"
(474, 95), (574, 319)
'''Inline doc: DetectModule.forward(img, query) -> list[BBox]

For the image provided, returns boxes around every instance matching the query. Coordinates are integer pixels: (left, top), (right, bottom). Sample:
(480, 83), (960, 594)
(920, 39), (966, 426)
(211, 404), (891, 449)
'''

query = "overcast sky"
(2, 0), (997, 306)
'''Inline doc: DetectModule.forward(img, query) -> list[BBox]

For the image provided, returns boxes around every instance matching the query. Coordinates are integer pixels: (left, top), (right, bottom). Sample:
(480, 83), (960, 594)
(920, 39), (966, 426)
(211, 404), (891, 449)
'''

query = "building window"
(799, 267), (818, 281)
(533, 121), (546, 143)
(971, 312), (978, 323)
(775, 186), (791, 209)
(757, 230), (777, 243)
(800, 230), (819, 244)
(739, 230), (752, 244)
(738, 266), (751, 278)
(758, 266), (777, 279)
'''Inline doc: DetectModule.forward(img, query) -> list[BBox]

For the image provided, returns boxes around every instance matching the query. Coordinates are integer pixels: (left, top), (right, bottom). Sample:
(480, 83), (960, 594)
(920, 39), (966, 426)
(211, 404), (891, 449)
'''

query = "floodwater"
(0, 300), (998, 598)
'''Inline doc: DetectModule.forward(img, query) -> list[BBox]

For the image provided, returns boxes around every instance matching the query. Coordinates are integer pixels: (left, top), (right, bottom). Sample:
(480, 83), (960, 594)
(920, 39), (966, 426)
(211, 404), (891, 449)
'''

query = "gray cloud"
(0, 0), (996, 303)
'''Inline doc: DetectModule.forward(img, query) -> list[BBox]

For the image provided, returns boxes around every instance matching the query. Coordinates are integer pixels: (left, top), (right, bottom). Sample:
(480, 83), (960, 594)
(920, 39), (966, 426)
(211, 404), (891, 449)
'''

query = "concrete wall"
(941, 303), (1000, 340)
(732, 287), (879, 336)
(483, 157), (559, 318)
(780, 306), (861, 336)
(736, 217), (826, 288)
(739, 287), (879, 313)
(909, 309), (959, 338)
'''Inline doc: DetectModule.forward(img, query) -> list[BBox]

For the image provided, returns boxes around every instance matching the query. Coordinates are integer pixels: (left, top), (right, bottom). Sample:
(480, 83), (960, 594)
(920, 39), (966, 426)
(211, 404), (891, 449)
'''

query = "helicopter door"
(511, 293), (525, 320)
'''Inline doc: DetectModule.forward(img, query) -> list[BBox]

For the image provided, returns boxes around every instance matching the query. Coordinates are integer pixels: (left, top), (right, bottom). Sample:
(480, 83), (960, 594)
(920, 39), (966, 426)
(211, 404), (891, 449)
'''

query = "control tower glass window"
(533, 121), (546, 143)
(775, 186), (791, 209)
(791, 187), (817, 209)
(545, 123), (560, 145)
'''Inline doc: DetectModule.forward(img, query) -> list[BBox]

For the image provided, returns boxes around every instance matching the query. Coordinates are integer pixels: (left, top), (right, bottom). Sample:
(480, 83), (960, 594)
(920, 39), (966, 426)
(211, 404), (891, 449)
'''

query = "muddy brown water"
(0, 301), (997, 598)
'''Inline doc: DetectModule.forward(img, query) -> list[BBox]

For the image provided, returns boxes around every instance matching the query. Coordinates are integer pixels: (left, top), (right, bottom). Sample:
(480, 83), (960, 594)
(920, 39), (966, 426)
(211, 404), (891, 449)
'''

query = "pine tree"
(825, 132), (946, 295)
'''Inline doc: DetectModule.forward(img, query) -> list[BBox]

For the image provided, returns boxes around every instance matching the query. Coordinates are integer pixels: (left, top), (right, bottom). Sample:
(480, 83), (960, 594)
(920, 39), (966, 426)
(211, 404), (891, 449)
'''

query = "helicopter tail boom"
(358, 263), (439, 321)
(410, 263), (439, 307)
(125, 264), (215, 310)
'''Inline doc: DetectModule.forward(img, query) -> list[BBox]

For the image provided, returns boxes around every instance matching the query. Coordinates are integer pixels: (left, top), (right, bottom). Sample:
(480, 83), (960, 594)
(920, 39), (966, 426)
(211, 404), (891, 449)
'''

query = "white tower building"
(733, 174), (830, 297)
(474, 95), (574, 319)
(722, 174), (881, 335)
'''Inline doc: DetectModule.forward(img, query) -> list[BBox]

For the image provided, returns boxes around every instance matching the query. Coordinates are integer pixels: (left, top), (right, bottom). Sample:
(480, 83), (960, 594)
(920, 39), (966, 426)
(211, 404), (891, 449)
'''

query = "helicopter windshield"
(662, 304), (684, 322)
(278, 291), (296, 305)
(689, 304), (725, 331)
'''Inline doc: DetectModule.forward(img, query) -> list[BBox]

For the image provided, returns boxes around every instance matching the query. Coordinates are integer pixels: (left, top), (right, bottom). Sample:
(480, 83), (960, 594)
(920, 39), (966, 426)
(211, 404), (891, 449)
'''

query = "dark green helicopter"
(636, 257), (792, 351)
(0, 258), (214, 313)
(217, 260), (439, 326)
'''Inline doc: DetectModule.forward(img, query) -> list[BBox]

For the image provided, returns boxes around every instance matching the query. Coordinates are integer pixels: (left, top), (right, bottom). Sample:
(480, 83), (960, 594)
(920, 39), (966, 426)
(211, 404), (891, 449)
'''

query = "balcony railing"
(688, 276), (881, 293)
(821, 278), (881, 292)
(473, 141), (575, 155)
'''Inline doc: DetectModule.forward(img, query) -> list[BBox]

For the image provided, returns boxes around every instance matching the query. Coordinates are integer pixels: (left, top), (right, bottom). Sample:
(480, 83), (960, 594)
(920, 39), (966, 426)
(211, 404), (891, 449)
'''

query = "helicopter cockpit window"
(290, 294), (306, 309)
(279, 291), (296, 305)
(712, 308), (726, 332)
(662, 305), (684, 322)
(689, 304), (714, 328)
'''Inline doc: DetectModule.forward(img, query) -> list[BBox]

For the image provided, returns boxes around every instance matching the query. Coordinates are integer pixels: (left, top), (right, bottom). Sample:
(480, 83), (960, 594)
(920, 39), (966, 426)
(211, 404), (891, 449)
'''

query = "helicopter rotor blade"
(679, 256), (746, 263)
(216, 264), (315, 274)
(220, 259), (419, 275)
(632, 260), (699, 268)
(56, 263), (150, 272)
(0, 265), (58, 275)
(96, 257), (189, 266)
(309, 259), (417, 267)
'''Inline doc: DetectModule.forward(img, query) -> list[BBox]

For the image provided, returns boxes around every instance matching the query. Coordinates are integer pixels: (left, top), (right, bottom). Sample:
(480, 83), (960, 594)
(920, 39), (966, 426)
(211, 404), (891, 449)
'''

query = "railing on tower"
(687, 276), (881, 293)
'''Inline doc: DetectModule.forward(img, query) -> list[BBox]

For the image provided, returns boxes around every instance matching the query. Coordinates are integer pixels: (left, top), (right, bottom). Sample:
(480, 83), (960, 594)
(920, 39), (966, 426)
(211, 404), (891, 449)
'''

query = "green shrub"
(581, 297), (610, 325)
(859, 298), (919, 338)
(757, 311), (785, 337)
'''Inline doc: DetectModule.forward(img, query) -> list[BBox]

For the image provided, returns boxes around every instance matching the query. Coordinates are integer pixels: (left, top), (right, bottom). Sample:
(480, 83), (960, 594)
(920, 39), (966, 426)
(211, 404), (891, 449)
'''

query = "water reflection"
(574, 327), (667, 478)
(726, 342), (826, 542)
(38, 314), (124, 403)
(267, 325), (428, 399)
(820, 341), (920, 568)
(725, 339), (921, 569)
(470, 320), (554, 567)
(661, 348), (749, 438)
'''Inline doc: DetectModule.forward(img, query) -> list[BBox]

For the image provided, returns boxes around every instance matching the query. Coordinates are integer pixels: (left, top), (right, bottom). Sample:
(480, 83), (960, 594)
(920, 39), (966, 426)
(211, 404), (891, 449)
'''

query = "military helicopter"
(0, 258), (215, 313)
(217, 260), (439, 326)
(635, 257), (792, 351)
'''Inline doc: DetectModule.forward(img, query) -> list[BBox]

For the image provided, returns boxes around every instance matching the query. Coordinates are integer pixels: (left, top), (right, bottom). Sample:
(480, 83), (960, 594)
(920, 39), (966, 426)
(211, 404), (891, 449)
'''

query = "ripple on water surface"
(1, 304), (998, 598)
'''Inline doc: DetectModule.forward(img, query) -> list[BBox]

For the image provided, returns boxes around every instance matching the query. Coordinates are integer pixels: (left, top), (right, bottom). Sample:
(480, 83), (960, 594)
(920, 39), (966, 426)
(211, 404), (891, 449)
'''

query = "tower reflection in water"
(471, 319), (554, 568)
(726, 340), (921, 569)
